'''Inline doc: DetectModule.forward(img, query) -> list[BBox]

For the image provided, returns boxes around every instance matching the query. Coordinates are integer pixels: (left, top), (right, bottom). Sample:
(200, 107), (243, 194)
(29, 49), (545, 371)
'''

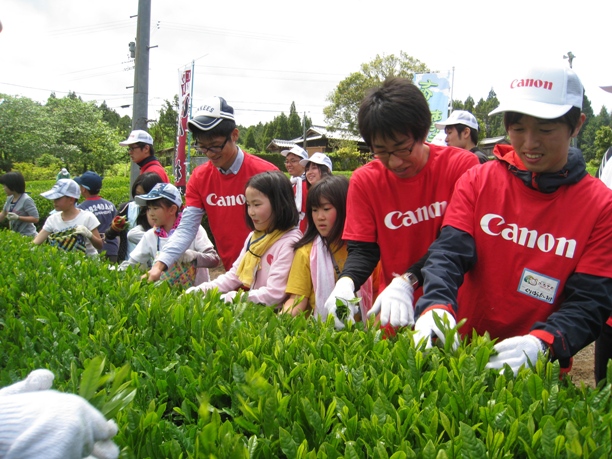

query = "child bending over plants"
(33, 179), (103, 256)
(281, 176), (373, 325)
(0, 171), (39, 237)
(186, 171), (301, 306)
(105, 172), (165, 261)
(118, 183), (219, 287)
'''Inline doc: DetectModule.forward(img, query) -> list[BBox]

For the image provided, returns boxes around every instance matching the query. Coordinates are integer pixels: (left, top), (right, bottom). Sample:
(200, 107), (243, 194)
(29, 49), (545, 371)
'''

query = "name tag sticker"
(517, 268), (559, 304)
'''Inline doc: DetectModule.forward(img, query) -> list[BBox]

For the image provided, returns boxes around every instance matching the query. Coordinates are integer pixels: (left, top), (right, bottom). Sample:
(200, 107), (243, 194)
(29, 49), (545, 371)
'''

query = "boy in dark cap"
(75, 171), (119, 262)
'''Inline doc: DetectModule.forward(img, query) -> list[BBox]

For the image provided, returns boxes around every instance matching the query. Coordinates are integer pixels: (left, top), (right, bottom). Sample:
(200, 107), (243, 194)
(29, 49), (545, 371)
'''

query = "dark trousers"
(595, 322), (612, 384)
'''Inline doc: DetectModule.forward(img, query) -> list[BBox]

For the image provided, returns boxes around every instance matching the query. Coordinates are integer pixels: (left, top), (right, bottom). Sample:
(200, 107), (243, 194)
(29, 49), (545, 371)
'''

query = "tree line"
(2, 51), (611, 176)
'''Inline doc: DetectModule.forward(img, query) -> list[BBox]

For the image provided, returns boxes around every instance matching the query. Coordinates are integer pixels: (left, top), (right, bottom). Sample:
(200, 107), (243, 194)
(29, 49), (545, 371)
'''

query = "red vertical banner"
(174, 68), (192, 191)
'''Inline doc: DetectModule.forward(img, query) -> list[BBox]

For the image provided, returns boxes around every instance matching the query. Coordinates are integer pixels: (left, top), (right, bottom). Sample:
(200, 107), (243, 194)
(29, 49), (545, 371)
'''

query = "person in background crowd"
(412, 66), (612, 376)
(282, 176), (373, 321)
(75, 171), (119, 262)
(300, 152), (333, 188)
(186, 171), (301, 306)
(147, 96), (278, 279)
(56, 167), (70, 180)
(323, 77), (479, 329)
(0, 171), (39, 237)
(105, 172), (165, 261)
(119, 129), (169, 182)
(281, 145), (309, 233)
(434, 110), (488, 164)
(119, 183), (219, 286)
(33, 179), (103, 257)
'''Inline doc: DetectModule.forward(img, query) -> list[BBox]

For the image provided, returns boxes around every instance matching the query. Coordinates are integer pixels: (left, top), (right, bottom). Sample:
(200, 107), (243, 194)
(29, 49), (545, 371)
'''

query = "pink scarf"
(154, 212), (182, 238)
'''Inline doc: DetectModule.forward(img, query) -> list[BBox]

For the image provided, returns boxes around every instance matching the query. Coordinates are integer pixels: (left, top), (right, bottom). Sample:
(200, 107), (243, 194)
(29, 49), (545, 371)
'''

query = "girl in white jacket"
(119, 183), (219, 286)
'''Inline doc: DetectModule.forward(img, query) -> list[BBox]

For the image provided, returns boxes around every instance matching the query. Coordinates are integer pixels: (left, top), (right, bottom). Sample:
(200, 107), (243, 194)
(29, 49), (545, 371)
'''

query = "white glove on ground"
(323, 277), (357, 329)
(368, 275), (414, 327)
(412, 308), (459, 351)
(486, 335), (547, 375)
(0, 370), (119, 459)
(178, 249), (198, 264)
(74, 225), (93, 239)
(6, 212), (19, 221)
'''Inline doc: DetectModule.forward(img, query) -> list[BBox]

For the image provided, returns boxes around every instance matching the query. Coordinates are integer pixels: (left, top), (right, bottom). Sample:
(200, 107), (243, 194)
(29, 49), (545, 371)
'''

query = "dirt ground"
(209, 266), (597, 388)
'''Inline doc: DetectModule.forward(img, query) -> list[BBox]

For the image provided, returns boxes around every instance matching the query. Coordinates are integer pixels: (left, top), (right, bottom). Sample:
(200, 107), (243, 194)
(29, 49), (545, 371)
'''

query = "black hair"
(191, 120), (237, 143)
(358, 77), (431, 147)
(0, 171), (26, 194)
(132, 172), (165, 229)
(304, 162), (333, 189)
(244, 170), (298, 232)
(503, 106), (582, 133)
(449, 124), (479, 146)
(294, 175), (349, 252)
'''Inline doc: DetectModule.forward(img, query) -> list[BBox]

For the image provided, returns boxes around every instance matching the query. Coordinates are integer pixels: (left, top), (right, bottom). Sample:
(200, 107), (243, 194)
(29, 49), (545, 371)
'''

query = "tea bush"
(1, 231), (611, 458)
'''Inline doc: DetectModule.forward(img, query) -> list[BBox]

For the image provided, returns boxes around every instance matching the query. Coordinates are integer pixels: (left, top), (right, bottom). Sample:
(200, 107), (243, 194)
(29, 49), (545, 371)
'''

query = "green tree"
(474, 90), (505, 139)
(324, 51), (429, 135)
(274, 112), (290, 140)
(0, 95), (54, 171)
(593, 125), (612, 168)
(98, 101), (132, 139)
(288, 102), (302, 139)
(243, 127), (258, 150)
(149, 96), (179, 151)
(46, 95), (123, 174)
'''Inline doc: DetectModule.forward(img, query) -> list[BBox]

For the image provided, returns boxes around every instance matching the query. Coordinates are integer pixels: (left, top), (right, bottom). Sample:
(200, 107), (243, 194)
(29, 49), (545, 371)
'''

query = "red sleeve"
(343, 168), (378, 243)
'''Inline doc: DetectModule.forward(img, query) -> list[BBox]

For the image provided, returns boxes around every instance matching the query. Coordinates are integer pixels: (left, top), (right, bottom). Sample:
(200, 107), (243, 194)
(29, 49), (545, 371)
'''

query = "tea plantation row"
(1, 231), (611, 458)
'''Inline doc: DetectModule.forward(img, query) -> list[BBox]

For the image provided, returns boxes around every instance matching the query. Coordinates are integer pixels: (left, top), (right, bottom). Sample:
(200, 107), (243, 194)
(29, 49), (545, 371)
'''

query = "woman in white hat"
(300, 152), (333, 188)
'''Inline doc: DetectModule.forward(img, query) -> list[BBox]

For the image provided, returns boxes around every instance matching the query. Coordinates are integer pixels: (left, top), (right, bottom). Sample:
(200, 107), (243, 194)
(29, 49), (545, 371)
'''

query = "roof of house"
(266, 125), (364, 151)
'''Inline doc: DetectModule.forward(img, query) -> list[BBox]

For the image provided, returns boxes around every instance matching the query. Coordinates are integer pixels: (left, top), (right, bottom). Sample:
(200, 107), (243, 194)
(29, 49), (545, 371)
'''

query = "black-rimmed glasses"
(193, 137), (230, 155)
(371, 140), (416, 160)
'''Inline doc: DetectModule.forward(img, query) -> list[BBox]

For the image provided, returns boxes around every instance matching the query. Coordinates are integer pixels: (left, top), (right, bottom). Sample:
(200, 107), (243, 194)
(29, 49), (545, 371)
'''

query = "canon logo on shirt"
(206, 193), (246, 207)
(480, 213), (576, 258)
(383, 201), (448, 230)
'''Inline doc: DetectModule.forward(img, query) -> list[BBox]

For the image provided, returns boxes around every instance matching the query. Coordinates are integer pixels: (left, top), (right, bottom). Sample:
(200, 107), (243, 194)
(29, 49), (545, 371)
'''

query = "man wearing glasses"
(324, 77), (479, 329)
(147, 96), (278, 277)
(119, 130), (169, 182)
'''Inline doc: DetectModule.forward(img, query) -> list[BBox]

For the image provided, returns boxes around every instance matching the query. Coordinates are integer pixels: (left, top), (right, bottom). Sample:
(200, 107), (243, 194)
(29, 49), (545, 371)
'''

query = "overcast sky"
(2, 0), (612, 129)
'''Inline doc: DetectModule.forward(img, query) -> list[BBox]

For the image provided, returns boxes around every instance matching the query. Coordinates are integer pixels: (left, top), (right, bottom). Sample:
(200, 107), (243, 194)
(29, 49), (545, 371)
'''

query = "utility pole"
(130, 0), (151, 186)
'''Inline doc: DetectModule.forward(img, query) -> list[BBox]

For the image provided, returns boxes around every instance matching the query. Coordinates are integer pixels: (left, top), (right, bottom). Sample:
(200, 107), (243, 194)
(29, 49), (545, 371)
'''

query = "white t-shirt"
(42, 210), (100, 256)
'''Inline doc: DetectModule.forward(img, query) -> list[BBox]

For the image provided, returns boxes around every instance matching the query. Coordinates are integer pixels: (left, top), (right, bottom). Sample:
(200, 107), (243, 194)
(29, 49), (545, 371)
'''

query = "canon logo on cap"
(510, 78), (554, 91)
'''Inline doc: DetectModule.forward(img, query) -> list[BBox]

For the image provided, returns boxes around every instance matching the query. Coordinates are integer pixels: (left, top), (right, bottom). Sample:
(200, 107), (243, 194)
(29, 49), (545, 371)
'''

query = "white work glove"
(74, 225), (93, 239)
(178, 249), (198, 264)
(0, 369), (119, 459)
(6, 212), (19, 221)
(185, 281), (214, 295)
(323, 277), (357, 329)
(412, 308), (460, 351)
(486, 335), (547, 376)
(220, 290), (245, 303)
(368, 275), (414, 327)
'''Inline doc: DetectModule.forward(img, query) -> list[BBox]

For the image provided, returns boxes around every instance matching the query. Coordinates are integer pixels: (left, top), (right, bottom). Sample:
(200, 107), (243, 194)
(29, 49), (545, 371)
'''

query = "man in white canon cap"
(435, 110), (488, 163)
(412, 65), (612, 376)
(147, 96), (278, 277)
(119, 129), (169, 182)
(281, 145), (309, 232)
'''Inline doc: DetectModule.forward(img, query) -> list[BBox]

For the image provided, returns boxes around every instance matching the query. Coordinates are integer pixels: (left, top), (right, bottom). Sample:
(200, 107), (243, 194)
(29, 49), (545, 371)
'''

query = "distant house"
(479, 135), (509, 158)
(266, 125), (368, 156)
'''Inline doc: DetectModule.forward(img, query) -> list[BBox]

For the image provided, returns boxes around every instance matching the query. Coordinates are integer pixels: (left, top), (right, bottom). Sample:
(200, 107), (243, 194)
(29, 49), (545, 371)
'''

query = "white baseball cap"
(134, 182), (183, 208)
(188, 96), (235, 132)
(281, 145), (308, 161)
(435, 110), (479, 131)
(41, 179), (81, 200)
(119, 129), (154, 146)
(489, 66), (583, 119)
(300, 152), (333, 171)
